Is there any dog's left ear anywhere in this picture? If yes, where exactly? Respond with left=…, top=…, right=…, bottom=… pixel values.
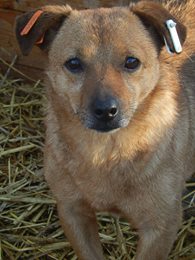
left=131, top=1, right=187, bottom=54
left=15, top=5, right=72, bottom=56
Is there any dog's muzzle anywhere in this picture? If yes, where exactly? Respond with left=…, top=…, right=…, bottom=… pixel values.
left=83, top=96, right=129, bottom=132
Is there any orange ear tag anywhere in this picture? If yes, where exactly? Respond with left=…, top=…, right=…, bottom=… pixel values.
left=20, top=10, right=44, bottom=44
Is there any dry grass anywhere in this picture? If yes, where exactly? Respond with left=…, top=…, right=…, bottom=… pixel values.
left=0, top=60, right=194, bottom=260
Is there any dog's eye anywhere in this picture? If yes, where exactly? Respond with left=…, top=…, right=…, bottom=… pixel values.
left=124, top=57, right=140, bottom=71
left=64, top=58, right=83, bottom=73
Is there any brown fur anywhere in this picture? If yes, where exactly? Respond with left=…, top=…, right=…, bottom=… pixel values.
left=15, top=1, right=195, bottom=259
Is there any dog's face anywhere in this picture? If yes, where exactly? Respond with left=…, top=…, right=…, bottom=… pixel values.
left=15, top=2, right=186, bottom=133
left=48, top=8, right=161, bottom=132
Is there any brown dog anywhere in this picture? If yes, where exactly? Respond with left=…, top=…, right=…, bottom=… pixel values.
left=15, top=1, right=195, bottom=259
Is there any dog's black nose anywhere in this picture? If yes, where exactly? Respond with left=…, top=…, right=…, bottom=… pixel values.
left=93, top=97, right=119, bottom=121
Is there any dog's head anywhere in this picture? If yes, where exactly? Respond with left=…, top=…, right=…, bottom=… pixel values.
left=15, top=1, right=186, bottom=133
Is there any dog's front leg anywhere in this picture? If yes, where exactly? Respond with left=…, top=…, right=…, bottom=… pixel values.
left=44, top=141, right=105, bottom=260
left=45, top=162, right=104, bottom=260
left=56, top=198, right=104, bottom=260
left=134, top=203, right=182, bottom=260
left=135, top=226, right=177, bottom=260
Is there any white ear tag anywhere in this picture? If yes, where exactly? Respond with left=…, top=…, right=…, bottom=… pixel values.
left=164, top=19, right=183, bottom=54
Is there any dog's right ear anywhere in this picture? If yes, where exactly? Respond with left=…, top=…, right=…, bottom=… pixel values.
left=15, top=5, right=72, bottom=56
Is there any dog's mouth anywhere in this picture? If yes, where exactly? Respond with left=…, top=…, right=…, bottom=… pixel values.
left=89, top=118, right=129, bottom=132
left=89, top=123, right=120, bottom=133
left=80, top=114, right=130, bottom=133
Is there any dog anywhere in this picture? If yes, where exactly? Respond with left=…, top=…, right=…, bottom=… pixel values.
left=15, top=1, right=195, bottom=259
